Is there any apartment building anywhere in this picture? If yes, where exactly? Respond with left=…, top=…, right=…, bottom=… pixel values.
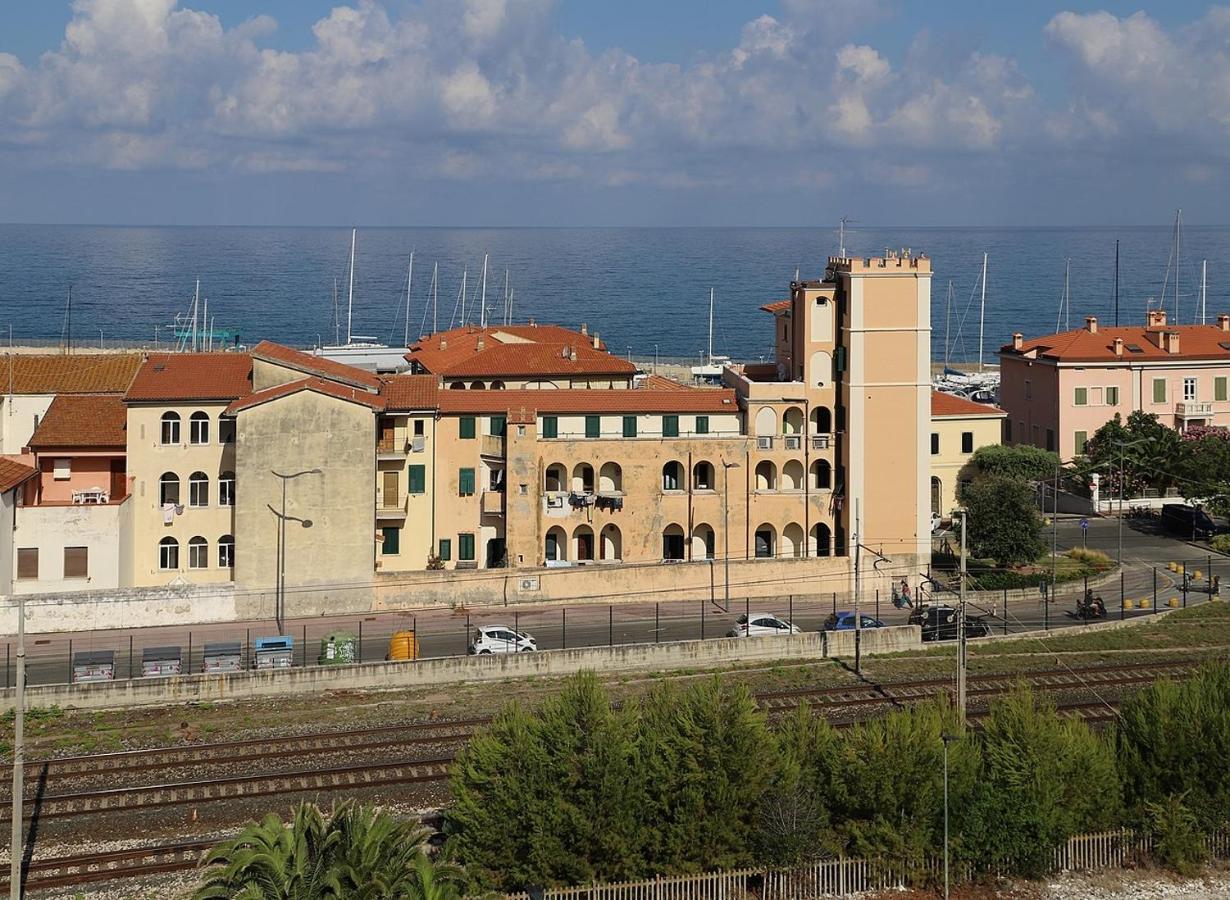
left=1001, top=311, right=1230, bottom=460
left=929, top=391, right=1006, bottom=518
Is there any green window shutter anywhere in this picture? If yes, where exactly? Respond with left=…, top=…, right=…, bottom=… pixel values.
left=490, top=415, right=506, bottom=437
left=408, top=465, right=426, bottom=494
left=459, top=416, right=476, bottom=439
left=930, top=433, right=939, bottom=455
left=542, top=416, right=558, bottom=438
left=438, top=539, right=451, bottom=561
left=1106, top=386, right=1119, bottom=406
left=1153, top=379, right=1166, bottom=404
left=382, top=526, right=400, bottom=555
left=833, top=346, right=847, bottom=372
left=585, top=415, right=601, bottom=438
left=663, top=415, right=679, bottom=437
left=695, top=415, right=709, bottom=435
left=1073, top=387, right=1087, bottom=406
left=1075, top=431, right=1088, bottom=454
left=459, top=468, right=475, bottom=496
left=459, top=533, right=475, bottom=561
left=622, top=415, right=637, bottom=437
left=1217, top=378, right=1227, bottom=402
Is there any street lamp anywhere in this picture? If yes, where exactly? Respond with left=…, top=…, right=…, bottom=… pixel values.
left=268, top=468, right=321, bottom=633
left=722, top=460, right=741, bottom=612
left=1114, top=438, right=1148, bottom=567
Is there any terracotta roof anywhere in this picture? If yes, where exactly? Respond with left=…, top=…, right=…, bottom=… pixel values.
left=252, top=341, right=382, bottom=390
left=379, top=374, right=440, bottom=411
left=29, top=394, right=127, bottom=448
left=438, top=386, right=738, bottom=415
left=760, top=299, right=791, bottom=314
left=125, top=353, right=253, bottom=403
left=225, top=377, right=385, bottom=415
left=1001, top=323, right=1230, bottom=363
left=0, top=457, right=38, bottom=493
left=406, top=324, right=634, bottom=379
left=931, top=390, right=1005, bottom=418
left=0, top=353, right=142, bottom=395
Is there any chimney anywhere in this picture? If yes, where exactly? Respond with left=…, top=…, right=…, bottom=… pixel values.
left=1085, top=316, right=1098, bottom=334
left=528, top=317, right=536, bottom=326
left=1113, top=337, right=1124, bottom=358
left=569, top=348, right=578, bottom=362
left=1219, top=314, right=1230, bottom=332
left=1146, top=308, right=1168, bottom=329
left=580, top=323, right=588, bottom=336
left=1012, top=332, right=1023, bottom=351
left=440, top=339, right=448, bottom=350
left=1166, top=331, right=1180, bottom=354
left=592, top=331, right=600, bottom=350
left=477, top=336, right=485, bottom=351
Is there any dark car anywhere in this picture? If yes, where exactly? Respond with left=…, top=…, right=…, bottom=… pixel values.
left=908, top=605, right=990, bottom=642
left=822, top=611, right=884, bottom=631
left=1160, top=503, right=1216, bottom=541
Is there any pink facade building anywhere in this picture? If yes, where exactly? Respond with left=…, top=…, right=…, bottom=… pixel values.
left=1000, top=310, right=1230, bottom=461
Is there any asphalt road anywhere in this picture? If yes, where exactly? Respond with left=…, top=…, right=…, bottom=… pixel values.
left=2, top=516, right=1217, bottom=688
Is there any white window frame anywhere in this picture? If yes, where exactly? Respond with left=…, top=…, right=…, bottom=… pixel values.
left=160, top=413, right=180, bottom=445
left=189, top=413, right=210, bottom=445
left=218, top=537, right=234, bottom=568
left=188, top=537, right=208, bottom=569
left=159, top=538, right=179, bottom=571
left=219, top=473, right=235, bottom=507
left=188, top=473, right=209, bottom=508
left=53, top=458, right=71, bottom=480
left=1183, top=377, right=1198, bottom=402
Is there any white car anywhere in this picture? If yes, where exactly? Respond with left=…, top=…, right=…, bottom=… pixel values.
left=468, top=625, right=537, bottom=654
left=726, top=614, right=801, bottom=638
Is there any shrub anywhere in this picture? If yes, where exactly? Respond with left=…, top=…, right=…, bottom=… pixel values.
left=970, top=444, right=1059, bottom=482
left=756, top=705, right=840, bottom=866
left=1210, top=534, right=1230, bottom=555
left=964, top=475, right=1047, bottom=568
left=1146, top=794, right=1207, bottom=876
left=1066, top=547, right=1112, bottom=567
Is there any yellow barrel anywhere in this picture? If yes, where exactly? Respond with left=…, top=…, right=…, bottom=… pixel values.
left=1123, top=598, right=1134, bottom=609
left=1168, top=562, right=1177, bottom=572
left=1168, top=597, right=1180, bottom=608
left=1139, top=598, right=1152, bottom=609
left=387, top=630, right=420, bottom=661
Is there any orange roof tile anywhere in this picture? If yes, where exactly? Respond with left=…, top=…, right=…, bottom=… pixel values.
left=125, top=353, right=253, bottom=403
left=252, top=341, right=382, bottom=390
left=0, top=353, right=142, bottom=394
left=225, top=377, right=385, bottom=415
left=438, top=386, right=738, bottom=415
left=29, top=394, right=127, bottom=449
left=0, top=457, right=38, bottom=493
left=760, top=299, right=791, bottom=314
left=931, top=390, right=1005, bottom=418
left=1002, top=323, right=1230, bottom=363
left=379, top=374, right=440, bottom=411
left=406, top=324, right=634, bottom=379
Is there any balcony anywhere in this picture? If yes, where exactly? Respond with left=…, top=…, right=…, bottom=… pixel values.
left=377, top=437, right=406, bottom=460
left=376, top=494, right=407, bottom=519
left=783, top=435, right=802, bottom=450
left=481, top=434, right=506, bottom=458
left=481, top=490, right=505, bottom=516
left=1176, top=401, right=1214, bottom=418
left=811, top=434, right=831, bottom=450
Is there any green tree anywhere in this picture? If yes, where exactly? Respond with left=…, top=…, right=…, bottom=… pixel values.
left=755, top=705, right=840, bottom=865
left=963, top=475, right=1046, bottom=567
left=969, top=444, right=1059, bottom=483
left=1083, top=411, right=1184, bottom=496
left=963, top=689, right=1121, bottom=877
left=445, top=673, right=644, bottom=891
left=195, top=802, right=457, bottom=900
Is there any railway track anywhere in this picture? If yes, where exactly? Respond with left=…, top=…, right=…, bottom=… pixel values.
left=0, top=839, right=213, bottom=893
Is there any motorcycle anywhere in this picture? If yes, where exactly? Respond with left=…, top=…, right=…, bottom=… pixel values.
left=1070, top=589, right=1107, bottom=621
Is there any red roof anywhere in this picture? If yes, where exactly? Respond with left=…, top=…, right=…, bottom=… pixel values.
left=0, top=457, right=38, bottom=493
left=931, top=390, right=1005, bottom=418
left=379, top=374, right=440, bottom=411
left=126, top=353, right=253, bottom=403
left=438, top=386, right=738, bottom=415
left=1002, top=323, right=1230, bottom=363
left=760, top=299, right=791, bottom=314
left=252, top=341, right=382, bottom=390
left=29, top=394, right=127, bottom=449
left=407, top=324, right=635, bottom=379
left=225, top=377, right=385, bottom=415
left=0, top=353, right=142, bottom=394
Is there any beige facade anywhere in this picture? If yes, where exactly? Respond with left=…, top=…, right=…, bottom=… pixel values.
left=929, top=394, right=1005, bottom=519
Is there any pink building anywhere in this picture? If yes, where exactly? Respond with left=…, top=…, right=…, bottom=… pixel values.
left=1000, top=310, right=1230, bottom=461
left=24, top=394, right=128, bottom=505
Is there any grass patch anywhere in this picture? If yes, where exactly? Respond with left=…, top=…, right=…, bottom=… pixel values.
left=964, top=549, right=1113, bottom=591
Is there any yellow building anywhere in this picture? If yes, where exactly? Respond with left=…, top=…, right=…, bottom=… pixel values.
left=929, top=391, right=1006, bottom=519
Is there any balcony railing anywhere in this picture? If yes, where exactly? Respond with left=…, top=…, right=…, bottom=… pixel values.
left=1176, top=401, right=1214, bottom=417
left=376, top=495, right=407, bottom=518
left=783, top=435, right=802, bottom=450
left=377, top=437, right=406, bottom=457
left=811, top=434, right=831, bottom=450
left=481, top=490, right=505, bottom=515
left=480, top=434, right=506, bottom=457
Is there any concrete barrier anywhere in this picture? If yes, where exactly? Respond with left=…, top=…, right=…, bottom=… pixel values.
left=0, top=624, right=921, bottom=713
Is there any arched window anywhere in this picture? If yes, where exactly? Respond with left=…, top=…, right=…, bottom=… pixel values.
left=188, top=536, right=208, bottom=569
left=693, top=461, right=714, bottom=490
left=571, top=463, right=595, bottom=494
left=600, top=524, right=622, bottom=561
left=754, top=407, right=777, bottom=437
left=545, top=463, right=567, bottom=493
left=662, top=461, right=684, bottom=491
left=159, top=472, right=180, bottom=506
left=490, top=381, right=506, bottom=390
left=159, top=536, right=179, bottom=570
left=219, top=417, right=236, bottom=444
left=811, top=407, right=832, bottom=434
left=754, top=524, right=776, bottom=558
left=545, top=526, right=567, bottom=562
left=470, top=381, right=485, bottom=390
left=691, top=523, right=715, bottom=560
left=219, top=471, right=235, bottom=506
left=782, top=460, right=804, bottom=491
left=188, top=471, right=209, bottom=508
left=160, top=412, right=180, bottom=445
left=662, top=524, right=685, bottom=560
left=599, top=462, right=622, bottom=493
left=573, top=525, right=595, bottom=561
left=754, top=461, right=776, bottom=491
left=218, top=534, right=234, bottom=568
left=782, top=523, right=805, bottom=558
left=189, top=411, right=210, bottom=445
left=782, top=407, right=804, bottom=435
left=811, top=523, right=832, bottom=557
left=811, top=460, right=832, bottom=490
left=449, top=382, right=466, bottom=390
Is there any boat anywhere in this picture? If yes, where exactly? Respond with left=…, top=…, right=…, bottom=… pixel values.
left=315, top=229, right=407, bottom=372
left=166, top=280, right=239, bottom=351
left=690, top=288, right=730, bottom=382
left=932, top=253, right=1000, bottom=402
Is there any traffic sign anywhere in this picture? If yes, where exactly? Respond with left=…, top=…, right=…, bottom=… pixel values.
left=1079, top=518, right=1089, bottom=531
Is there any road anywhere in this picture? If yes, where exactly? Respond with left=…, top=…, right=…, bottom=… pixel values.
left=0, top=517, right=1218, bottom=688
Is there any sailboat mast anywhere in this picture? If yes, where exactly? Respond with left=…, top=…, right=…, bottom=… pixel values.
left=1201, top=259, right=1208, bottom=325
left=503, top=270, right=509, bottom=326
left=1175, top=208, right=1182, bottom=323
left=192, top=279, right=200, bottom=352
left=1064, top=258, right=1071, bottom=331
left=944, top=281, right=952, bottom=371
left=404, top=251, right=415, bottom=347
left=432, top=262, right=438, bottom=334
left=978, top=252, right=987, bottom=372
left=1114, top=240, right=1120, bottom=327
left=460, top=268, right=467, bottom=324
left=346, top=228, right=356, bottom=345
left=333, top=278, right=340, bottom=345
left=707, top=288, right=715, bottom=364
left=480, top=253, right=488, bottom=328
left=202, top=297, right=208, bottom=352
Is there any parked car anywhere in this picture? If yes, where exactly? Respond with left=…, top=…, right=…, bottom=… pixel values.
left=468, top=625, right=537, bottom=654
left=726, top=614, right=801, bottom=638
left=822, top=612, right=884, bottom=631
left=1160, top=503, right=1216, bottom=541
left=908, top=605, right=990, bottom=642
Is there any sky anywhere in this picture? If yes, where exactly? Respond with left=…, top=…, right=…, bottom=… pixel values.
left=0, top=0, right=1227, bottom=226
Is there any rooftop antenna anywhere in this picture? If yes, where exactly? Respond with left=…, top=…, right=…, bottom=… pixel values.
left=404, top=251, right=415, bottom=347
left=839, top=215, right=856, bottom=258
left=346, top=228, right=356, bottom=344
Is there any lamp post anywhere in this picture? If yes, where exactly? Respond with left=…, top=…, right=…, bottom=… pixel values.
left=268, top=468, right=321, bottom=633
left=1114, top=438, right=1148, bottom=567
left=722, top=460, right=741, bottom=612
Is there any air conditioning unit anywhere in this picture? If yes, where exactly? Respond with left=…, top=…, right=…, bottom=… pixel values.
left=757, top=436, right=773, bottom=450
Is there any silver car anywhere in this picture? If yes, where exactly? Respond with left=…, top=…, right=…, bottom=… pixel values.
left=468, top=625, right=537, bottom=654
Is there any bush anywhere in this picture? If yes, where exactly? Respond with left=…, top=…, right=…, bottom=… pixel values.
left=970, top=444, right=1059, bottom=482
left=1066, top=547, right=1112, bottom=567
left=1210, top=534, right=1230, bottom=555
left=1146, top=794, right=1207, bottom=876
left=964, top=475, right=1046, bottom=568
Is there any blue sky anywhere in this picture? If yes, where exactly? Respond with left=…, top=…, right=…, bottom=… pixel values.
left=0, top=0, right=1227, bottom=226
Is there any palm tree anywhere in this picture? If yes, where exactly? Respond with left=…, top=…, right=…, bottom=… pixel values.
left=195, top=802, right=462, bottom=900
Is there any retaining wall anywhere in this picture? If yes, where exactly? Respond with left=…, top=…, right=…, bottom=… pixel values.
left=0, top=625, right=922, bottom=712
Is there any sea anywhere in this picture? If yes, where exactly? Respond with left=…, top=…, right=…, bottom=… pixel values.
left=1, top=224, right=1227, bottom=366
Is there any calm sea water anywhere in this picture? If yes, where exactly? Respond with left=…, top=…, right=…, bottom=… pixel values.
left=0, top=225, right=1227, bottom=364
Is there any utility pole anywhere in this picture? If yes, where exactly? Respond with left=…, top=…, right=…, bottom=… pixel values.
left=853, top=500, right=862, bottom=675
left=957, top=510, right=967, bottom=726
left=10, top=592, right=24, bottom=899
left=722, top=461, right=740, bottom=612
